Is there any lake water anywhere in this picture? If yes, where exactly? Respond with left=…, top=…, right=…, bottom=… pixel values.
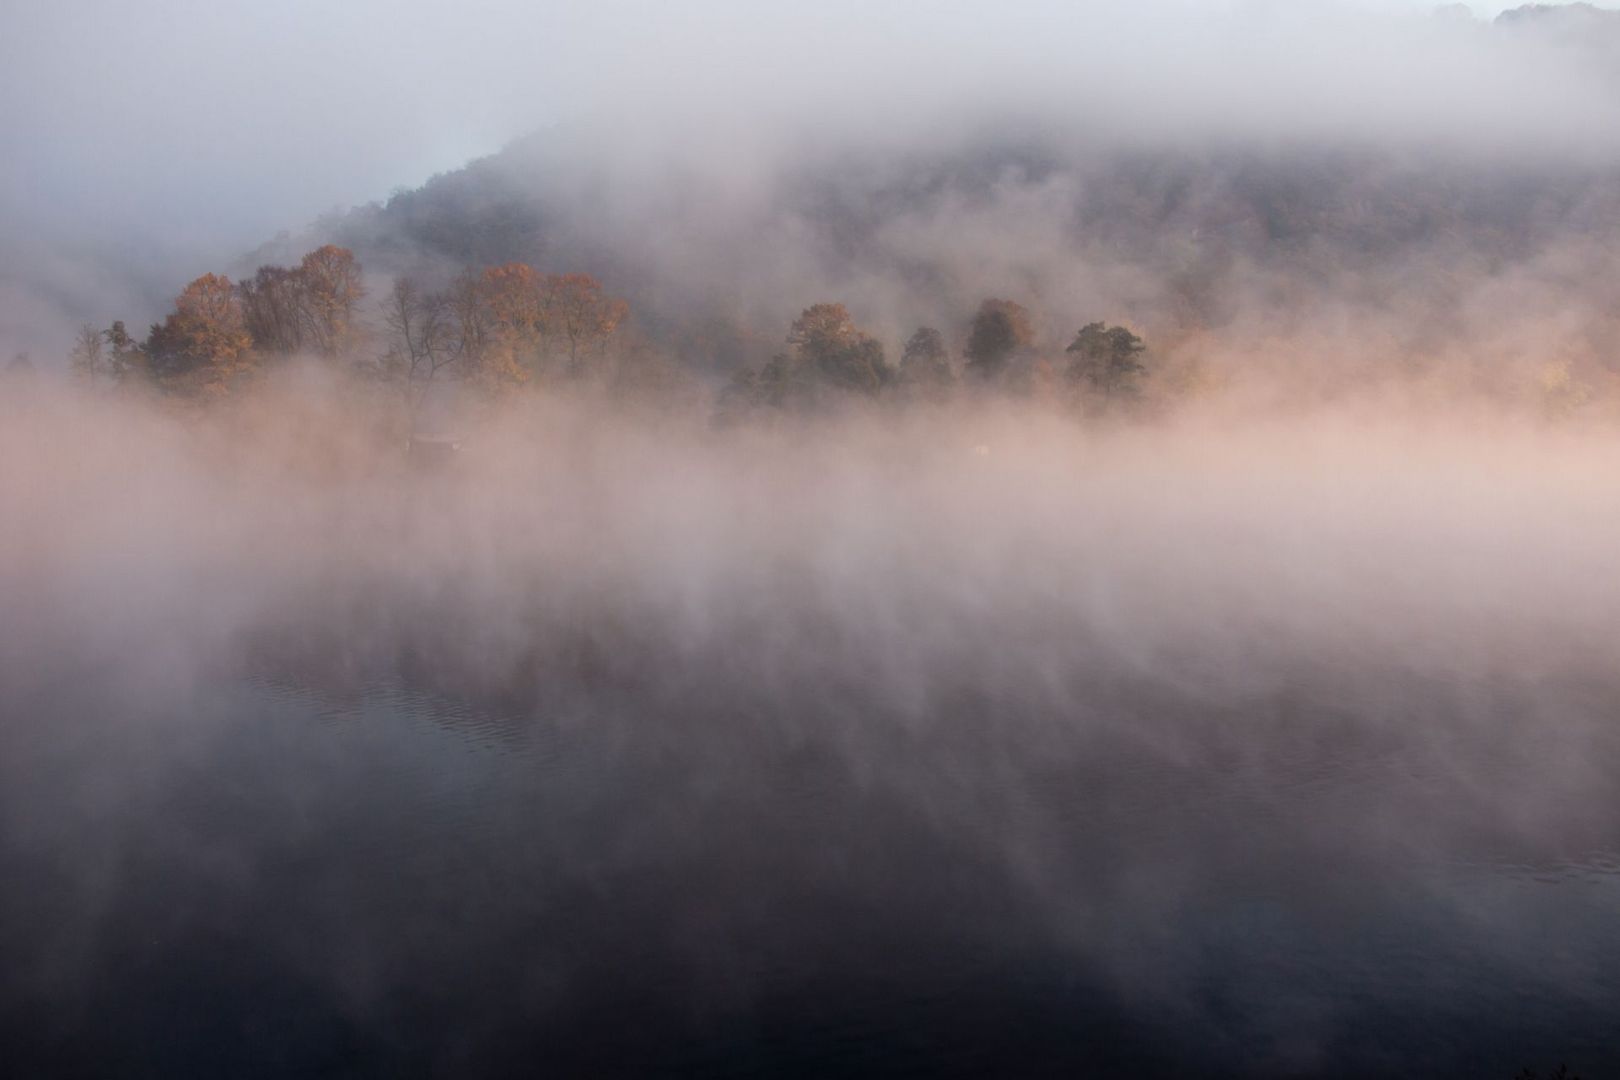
left=3, top=663, right=1617, bottom=1079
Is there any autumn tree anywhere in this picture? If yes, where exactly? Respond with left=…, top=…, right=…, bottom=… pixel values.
left=477, top=262, right=544, bottom=390
left=964, top=298, right=1036, bottom=382
left=144, top=273, right=254, bottom=396
left=540, top=272, right=628, bottom=376
left=785, top=303, right=889, bottom=394
left=296, top=245, right=365, bottom=357
left=1065, top=322, right=1147, bottom=402
left=469, top=263, right=628, bottom=391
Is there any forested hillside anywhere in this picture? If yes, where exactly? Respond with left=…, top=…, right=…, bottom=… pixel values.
left=51, top=3, right=1620, bottom=421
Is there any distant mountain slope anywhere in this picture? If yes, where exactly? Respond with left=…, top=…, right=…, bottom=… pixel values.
left=1498, top=1, right=1620, bottom=29
left=238, top=9, right=1620, bottom=380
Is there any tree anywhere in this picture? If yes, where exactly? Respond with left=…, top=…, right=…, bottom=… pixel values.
left=722, top=303, right=891, bottom=417
left=144, top=273, right=254, bottom=396
left=236, top=246, right=365, bottom=359
left=964, top=299, right=1035, bottom=382
left=897, top=326, right=955, bottom=395
left=467, top=263, right=629, bottom=390
left=296, top=245, right=365, bottom=357
left=103, top=321, right=147, bottom=384
left=539, top=272, right=628, bottom=376
left=477, top=262, right=544, bottom=390
left=382, top=277, right=458, bottom=413
left=239, top=265, right=307, bottom=354
left=1065, top=322, right=1147, bottom=401
left=69, top=324, right=107, bottom=385
left=785, top=303, right=889, bottom=394
left=445, top=269, right=496, bottom=388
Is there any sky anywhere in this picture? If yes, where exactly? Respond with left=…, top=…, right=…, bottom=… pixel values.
left=0, top=0, right=1614, bottom=357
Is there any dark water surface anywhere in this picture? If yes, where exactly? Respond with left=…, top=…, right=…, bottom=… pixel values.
left=3, top=669, right=1618, bottom=1078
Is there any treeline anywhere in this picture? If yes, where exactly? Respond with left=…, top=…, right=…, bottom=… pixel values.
left=720, top=301, right=1147, bottom=417
left=65, top=244, right=1151, bottom=424
left=69, top=245, right=368, bottom=399
left=66, top=246, right=630, bottom=405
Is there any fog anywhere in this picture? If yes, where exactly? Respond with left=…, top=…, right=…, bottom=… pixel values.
left=4, top=376, right=1620, bottom=1072
left=7, top=382, right=1620, bottom=706
left=5, top=1, right=1620, bottom=1075
left=7, top=377, right=1620, bottom=775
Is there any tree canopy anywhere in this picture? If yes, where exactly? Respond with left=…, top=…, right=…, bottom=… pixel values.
left=964, top=299, right=1035, bottom=382
left=145, top=273, right=254, bottom=396
left=67, top=240, right=1170, bottom=430
left=786, top=303, right=890, bottom=394
left=1065, top=322, right=1148, bottom=402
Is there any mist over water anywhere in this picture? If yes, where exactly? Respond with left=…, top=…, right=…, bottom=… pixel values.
left=3, top=381, right=1619, bottom=1076
left=7, top=1, right=1620, bottom=1076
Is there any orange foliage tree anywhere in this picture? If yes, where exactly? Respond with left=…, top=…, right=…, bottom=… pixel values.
left=297, top=245, right=365, bottom=357
left=145, top=273, right=254, bottom=396
left=473, top=264, right=627, bottom=390
left=541, top=272, right=629, bottom=375
left=477, top=263, right=545, bottom=391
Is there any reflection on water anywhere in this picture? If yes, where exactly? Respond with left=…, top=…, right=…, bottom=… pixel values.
left=2, top=668, right=1618, bottom=1078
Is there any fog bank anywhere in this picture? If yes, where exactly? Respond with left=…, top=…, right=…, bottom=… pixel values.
left=5, top=382, right=1617, bottom=740
left=5, top=379, right=1620, bottom=1074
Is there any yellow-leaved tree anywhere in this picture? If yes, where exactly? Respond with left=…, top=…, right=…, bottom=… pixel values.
left=145, top=273, right=254, bottom=398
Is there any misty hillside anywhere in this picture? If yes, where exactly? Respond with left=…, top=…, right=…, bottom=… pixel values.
left=222, top=3, right=1620, bottom=388
left=1496, top=0, right=1620, bottom=31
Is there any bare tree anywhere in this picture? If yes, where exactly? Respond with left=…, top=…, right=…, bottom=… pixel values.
left=239, top=265, right=307, bottom=354
left=447, top=269, right=498, bottom=390
left=69, top=324, right=107, bottom=385
left=383, top=277, right=458, bottom=416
